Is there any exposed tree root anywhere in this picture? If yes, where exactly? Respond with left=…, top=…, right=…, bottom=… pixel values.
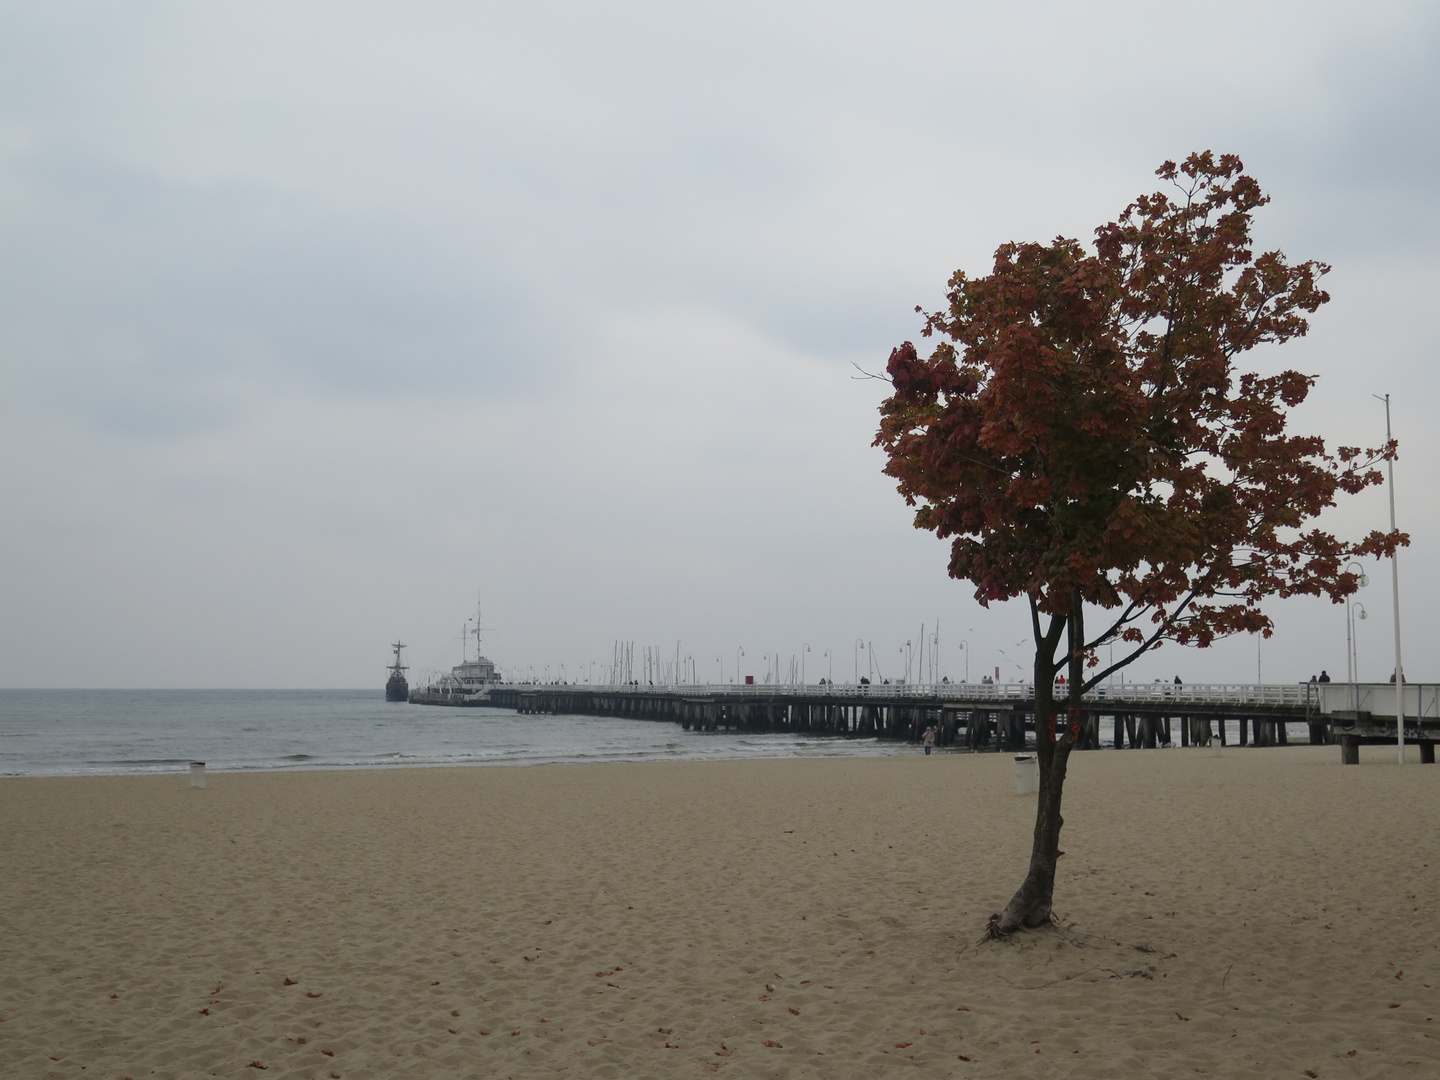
left=979, top=908, right=1059, bottom=944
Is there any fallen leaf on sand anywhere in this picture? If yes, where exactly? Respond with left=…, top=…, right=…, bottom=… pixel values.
left=762, top=1040, right=783, bottom=1048
left=321, top=1049, right=334, bottom=1057
left=307, top=991, right=323, bottom=998
left=1176, top=1012, right=1190, bottom=1021
left=1304, top=1070, right=1318, bottom=1078
left=958, top=1053, right=972, bottom=1061
left=788, top=1008, right=800, bottom=1015
left=284, top=978, right=298, bottom=986
left=246, top=1062, right=268, bottom=1070
left=296, top=1038, right=306, bottom=1045
left=198, top=1009, right=210, bottom=1016
left=896, top=1042, right=913, bottom=1048
left=451, top=1010, right=460, bottom=1017
left=480, top=1031, right=490, bottom=1037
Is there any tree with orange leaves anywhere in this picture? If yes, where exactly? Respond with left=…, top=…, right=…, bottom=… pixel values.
left=874, top=152, right=1403, bottom=935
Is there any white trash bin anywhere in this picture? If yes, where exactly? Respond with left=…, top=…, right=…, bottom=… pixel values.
left=1209, top=739, right=1222, bottom=758
left=189, top=761, right=206, bottom=788
left=1014, top=754, right=1038, bottom=794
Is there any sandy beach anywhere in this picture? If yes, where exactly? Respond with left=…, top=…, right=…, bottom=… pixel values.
left=2, top=745, right=1438, bottom=1078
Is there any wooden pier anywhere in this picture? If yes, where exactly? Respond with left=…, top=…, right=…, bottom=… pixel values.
left=479, top=682, right=1440, bottom=757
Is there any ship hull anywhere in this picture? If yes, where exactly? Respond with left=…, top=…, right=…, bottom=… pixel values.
left=385, top=675, right=409, bottom=702
left=408, top=685, right=493, bottom=706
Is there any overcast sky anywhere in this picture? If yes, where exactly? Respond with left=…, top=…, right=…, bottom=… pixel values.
left=2, top=1, right=1436, bottom=689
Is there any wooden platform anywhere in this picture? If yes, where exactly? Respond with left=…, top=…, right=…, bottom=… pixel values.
left=485, top=684, right=1332, bottom=752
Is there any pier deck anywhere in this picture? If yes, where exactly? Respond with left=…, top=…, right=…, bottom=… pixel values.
left=481, top=682, right=1440, bottom=759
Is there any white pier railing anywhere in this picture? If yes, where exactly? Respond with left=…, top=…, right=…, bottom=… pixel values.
left=1317, top=682, right=1438, bottom=720
left=503, top=681, right=1326, bottom=709
left=506, top=681, right=1439, bottom=717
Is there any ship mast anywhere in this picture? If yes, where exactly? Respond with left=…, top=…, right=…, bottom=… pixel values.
left=389, top=640, right=408, bottom=677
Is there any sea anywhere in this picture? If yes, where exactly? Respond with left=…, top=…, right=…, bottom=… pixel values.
left=0, top=689, right=918, bottom=778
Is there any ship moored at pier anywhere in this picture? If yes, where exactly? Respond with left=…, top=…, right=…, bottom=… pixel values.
left=408, top=603, right=504, bottom=706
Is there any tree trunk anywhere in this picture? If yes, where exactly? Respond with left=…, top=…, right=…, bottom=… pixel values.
left=990, top=594, right=1077, bottom=936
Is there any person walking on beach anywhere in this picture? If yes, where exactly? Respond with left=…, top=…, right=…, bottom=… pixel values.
left=922, top=725, right=936, bottom=755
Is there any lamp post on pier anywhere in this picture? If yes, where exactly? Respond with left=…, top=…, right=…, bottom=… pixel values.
left=1343, top=560, right=1369, bottom=713
left=854, top=639, right=865, bottom=684
left=736, top=646, right=743, bottom=685
left=802, top=643, right=810, bottom=685
left=1374, top=392, right=1405, bottom=763
left=1348, top=602, right=1368, bottom=709
left=823, top=648, right=832, bottom=683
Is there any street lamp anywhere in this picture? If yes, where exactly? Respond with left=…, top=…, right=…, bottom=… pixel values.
left=958, top=640, right=969, bottom=682
left=1343, top=559, right=1369, bottom=704
left=854, top=639, right=865, bottom=683
left=823, top=648, right=832, bottom=683
left=736, top=646, right=744, bottom=685
left=1348, top=601, right=1368, bottom=709
left=1374, top=392, right=1405, bottom=763
left=802, top=643, right=810, bottom=685
left=716, top=656, right=723, bottom=684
